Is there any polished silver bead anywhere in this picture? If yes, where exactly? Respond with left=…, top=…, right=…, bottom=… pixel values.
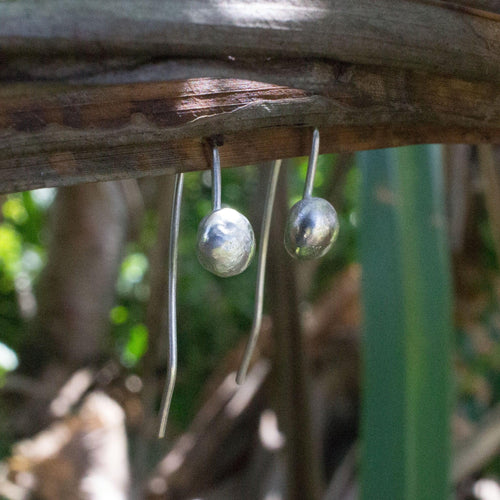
left=197, top=207, right=255, bottom=277
left=284, top=197, right=339, bottom=260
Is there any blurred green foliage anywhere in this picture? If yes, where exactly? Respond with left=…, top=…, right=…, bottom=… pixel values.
left=0, top=149, right=498, bottom=456
left=0, top=191, right=50, bottom=366
left=0, top=190, right=53, bottom=457
left=358, top=146, right=452, bottom=499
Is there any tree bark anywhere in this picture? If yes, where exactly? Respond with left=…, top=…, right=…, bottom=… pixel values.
left=11, top=181, right=132, bottom=436
left=267, top=166, right=323, bottom=500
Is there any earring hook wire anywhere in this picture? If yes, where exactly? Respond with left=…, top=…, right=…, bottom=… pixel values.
left=158, top=172, right=184, bottom=438
left=212, top=144, right=222, bottom=211
left=236, top=159, right=282, bottom=385
left=303, top=128, right=320, bottom=199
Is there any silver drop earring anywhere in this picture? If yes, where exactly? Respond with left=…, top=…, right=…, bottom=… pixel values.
left=236, top=159, right=282, bottom=384
left=197, top=142, right=256, bottom=277
left=284, top=128, right=339, bottom=260
left=158, top=173, right=184, bottom=438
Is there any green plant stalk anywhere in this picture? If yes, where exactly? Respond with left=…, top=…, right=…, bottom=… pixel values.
left=358, top=145, right=453, bottom=500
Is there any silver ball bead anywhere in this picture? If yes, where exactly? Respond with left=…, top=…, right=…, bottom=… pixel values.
left=197, top=207, right=255, bottom=277
left=284, top=197, right=339, bottom=260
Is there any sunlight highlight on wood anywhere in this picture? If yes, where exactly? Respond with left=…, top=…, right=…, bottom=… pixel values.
left=0, top=73, right=498, bottom=194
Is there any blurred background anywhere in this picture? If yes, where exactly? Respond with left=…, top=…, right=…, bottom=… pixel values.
left=0, top=145, right=498, bottom=499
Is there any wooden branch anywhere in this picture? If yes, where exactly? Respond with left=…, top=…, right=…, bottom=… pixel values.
left=1, top=0, right=499, bottom=84
left=147, top=362, right=270, bottom=499
left=0, top=1, right=499, bottom=193
left=268, top=170, right=322, bottom=500
left=0, top=64, right=499, bottom=194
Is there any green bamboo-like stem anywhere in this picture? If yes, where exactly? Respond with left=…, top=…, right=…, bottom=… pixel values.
left=358, top=145, right=453, bottom=499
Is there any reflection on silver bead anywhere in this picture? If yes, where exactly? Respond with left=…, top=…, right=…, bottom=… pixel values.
left=284, top=197, right=339, bottom=260
left=285, top=128, right=340, bottom=260
left=197, top=207, right=255, bottom=277
left=197, top=142, right=256, bottom=277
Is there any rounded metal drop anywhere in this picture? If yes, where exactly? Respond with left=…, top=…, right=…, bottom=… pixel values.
left=284, top=197, right=339, bottom=260
left=197, top=207, right=255, bottom=277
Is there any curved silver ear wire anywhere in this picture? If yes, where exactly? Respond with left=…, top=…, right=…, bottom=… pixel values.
left=304, top=127, right=320, bottom=199
left=158, top=173, right=184, bottom=439
left=236, top=159, right=282, bottom=385
left=284, top=128, right=340, bottom=260
left=212, top=143, right=222, bottom=211
left=197, top=142, right=256, bottom=278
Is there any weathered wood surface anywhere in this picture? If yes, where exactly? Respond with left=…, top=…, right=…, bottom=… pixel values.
left=0, top=1, right=500, bottom=193
left=442, top=0, right=500, bottom=15
left=0, top=72, right=499, bottom=193
left=0, top=64, right=499, bottom=194
left=1, top=0, right=500, bottom=83
left=446, top=0, right=500, bottom=15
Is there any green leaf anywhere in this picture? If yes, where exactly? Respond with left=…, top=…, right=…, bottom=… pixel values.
left=358, top=145, right=453, bottom=500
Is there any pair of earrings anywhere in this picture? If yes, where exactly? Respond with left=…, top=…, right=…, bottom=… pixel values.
left=159, top=128, right=339, bottom=437
left=197, top=129, right=339, bottom=274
